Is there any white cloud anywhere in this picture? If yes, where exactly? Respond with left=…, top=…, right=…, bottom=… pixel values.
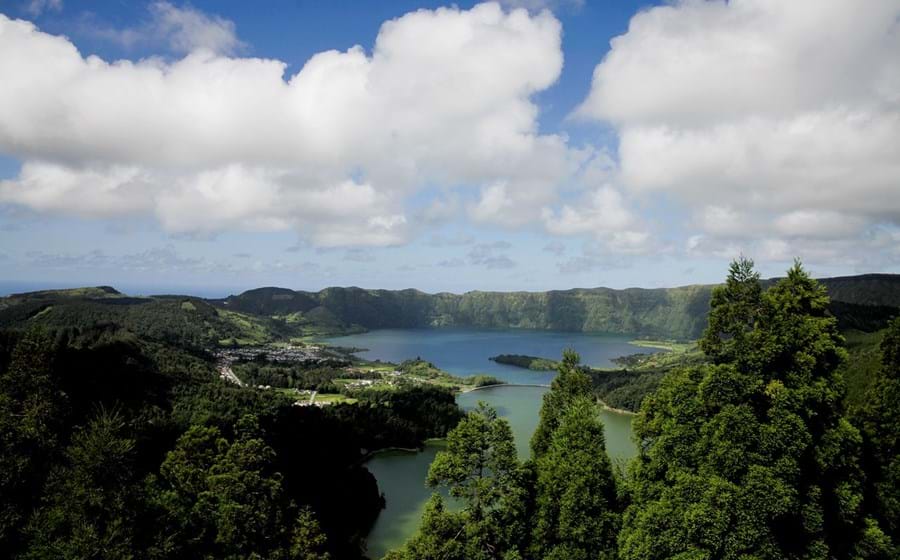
left=578, top=0, right=900, bottom=265
left=24, top=0, right=62, bottom=17
left=21, top=245, right=321, bottom=276
left=541, top=186, right=635, bottom=235
left=80, top=2, right=244, bottom=55
left=773, top=210, right=867, bottom=240
left=686, top=225, right=900, bottom=269
left=0, top=3, right=572, bottom=246
left=149, top=2, right=244, bottom=54
left=556, top=240, right=630, bottom=274
left=697, top=206, right=751, bottom=238
left=498, top=0, right=584, bottom=13
left=539, top=185, right=656, bottom=255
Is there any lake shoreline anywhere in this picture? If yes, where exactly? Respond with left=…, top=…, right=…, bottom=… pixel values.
left=597, top=397, right=637, bottom=416
left=462, top=382, right=637, bottom=416
left=460, top=382, right=549, bottom=393
left=361, top=438, right=447, bottom=463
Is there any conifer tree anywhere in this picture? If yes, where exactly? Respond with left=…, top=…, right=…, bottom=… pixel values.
left=620, top=260, right=872, bottom=559
left=24, top=408, right=138, bottom=560
left=531, top=397, right=619, bottom=560
left=530, top=349, right=593, bottom=458
left=390, top=403, right=524, bottom=559
left=0, top=329, right=66, bottom=553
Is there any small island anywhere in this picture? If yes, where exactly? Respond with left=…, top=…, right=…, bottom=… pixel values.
left=489, top=354, right=560, bottom=371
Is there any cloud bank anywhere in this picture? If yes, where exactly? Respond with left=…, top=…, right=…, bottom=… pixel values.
left=577, top=0, right=900, bottom=265
left=0, top=3, right=586, bottom=247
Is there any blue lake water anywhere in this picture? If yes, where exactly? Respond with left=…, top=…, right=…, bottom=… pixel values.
left=324, top=328, right=655, bottom=559
left=325, top=328, right=659, bottom=385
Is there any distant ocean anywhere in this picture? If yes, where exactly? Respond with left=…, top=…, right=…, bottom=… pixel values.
left=0, top=281, right=244, bottom=299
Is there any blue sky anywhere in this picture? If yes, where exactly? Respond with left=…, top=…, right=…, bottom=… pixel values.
left=1, top=0, right=898, bottom=296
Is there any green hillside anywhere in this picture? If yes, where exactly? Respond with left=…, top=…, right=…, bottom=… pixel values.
left=0, top=291, right=299, bottom=349
left=214, top=274, right=900, bottom=340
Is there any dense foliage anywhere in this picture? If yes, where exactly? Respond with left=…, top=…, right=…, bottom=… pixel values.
left=2, top=268, right=899, bottom=559
left=531, top=396, right=620, bottom=560
left=0, top=319, right=462, bottom=559
left=390, top=352, right=621, bottom=559
left=588, top=346, right=708, bottom=412
left=530, top=350, right=594, bottom=457
left=856, top=317, right=900, bottom=555
left=218, top=275, right=900, bottom=339
left=620, top=260, right=890, bottom=559
left=0, top=292, right=296, bottom=349
left=389, top=261, right=899, bottom=560
left=386, top=403, right=530, bottom=560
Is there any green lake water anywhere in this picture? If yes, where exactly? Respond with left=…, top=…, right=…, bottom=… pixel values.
left=364, top=387, right=638, bottom=559
left=335, top=329, right=651, bottom=559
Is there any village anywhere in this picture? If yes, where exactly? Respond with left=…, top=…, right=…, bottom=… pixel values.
left=212, top=344, right=351, bottom=368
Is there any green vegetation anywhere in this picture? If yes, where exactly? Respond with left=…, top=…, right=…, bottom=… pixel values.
left=217, top=274, right=900, bottom=339
left=855, top=318, right=900, bottom=554
left=389, top=351, right=621, bottom=559
left=388, top=260, right=900, bottom=559
left=489, top=354, right=559, bottom=371
left=0, top=290, right=301, bottom=350
left=0, top=319, right=465, bottom=558
left=530, top=354, right=620, bottom=560
left=395, top=359, right=506, bottom=391
left=531, top=350, right=594, bottom=457
left=1, top=268, right=898, bottom=559
left=620, top=259, right=888, bottom=559
left=531, top=397, right=620, bottom=559
left=591, top=328, right=893, bottom=416
left=386, top=403, right=527, bottom=559
left=840, top=329, right=888, bottom=411
left=588, top=344, right=706, bottom=412
left=628, top=339, right=693, bottom=352
left=466, top=375, right=506, bottom=388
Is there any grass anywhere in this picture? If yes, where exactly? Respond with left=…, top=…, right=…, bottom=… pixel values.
left=629, top=339, right=695, bottom=353
left=217, top=309, right=272, bottom=345
left=313, top=393, right=358, bottom=404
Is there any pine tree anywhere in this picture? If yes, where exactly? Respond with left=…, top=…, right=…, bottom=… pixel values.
left=0, top=329, right=66, bottom=553
left=391, top=403, right=524, bottom=559
left=620, top=260, right=871, bottom=559
left=699, top=256, right=763, bottom=363
left=148, top=414, right=327, bottom=559
left=530, top=349, right=593, bottom=458
left=23, top=408, right=138, bottom=560
left=531, top=397, right=619, bottom=560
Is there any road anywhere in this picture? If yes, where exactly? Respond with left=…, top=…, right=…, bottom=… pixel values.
left=218, top=364, right=245, bottom=387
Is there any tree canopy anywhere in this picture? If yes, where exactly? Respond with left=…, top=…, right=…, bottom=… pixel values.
left=620, top=260, right=887, bottom=559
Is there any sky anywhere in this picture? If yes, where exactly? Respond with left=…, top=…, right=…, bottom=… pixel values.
left=0, top=0, right=898, bottom=297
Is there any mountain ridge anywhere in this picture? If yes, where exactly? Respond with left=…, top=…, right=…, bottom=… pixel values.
left=211, top=274, right=900, bottom=339
left=4, top=273, right=897, bottom=341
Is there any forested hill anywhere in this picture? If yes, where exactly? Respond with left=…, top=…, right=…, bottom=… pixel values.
left=213, top=274, right=900, bottom=340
